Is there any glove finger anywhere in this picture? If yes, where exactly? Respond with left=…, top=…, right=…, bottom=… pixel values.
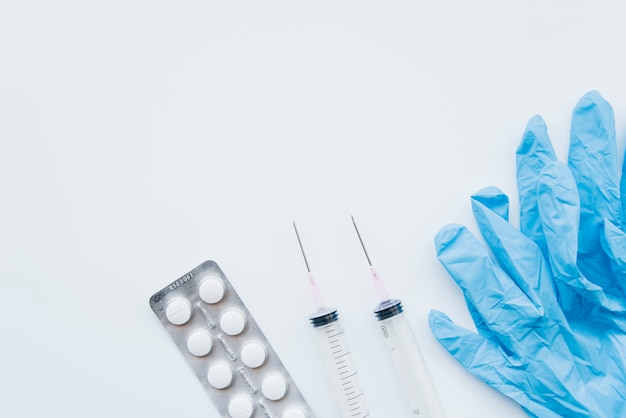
left=428, top=310, right=563, bottom=418
left=470, top=189, right=598, bottom=354
left=537, top=161, right=617, bottom=309
left=428, top=310, right=517, bottom=388
left=569, top=91, right=622, bottom=268
left=435, top=224, right=541, bottom=352
left=536, top=161, right=580, bottom=274
left=601, top=220, right=626, bottom=296
left=465, top=296, right=495, bottom=341
left=471, top=186, right=509, bottom=220
left=516, top=115, right=558, bottom=255
left=470, top=188, right=565, bottom=322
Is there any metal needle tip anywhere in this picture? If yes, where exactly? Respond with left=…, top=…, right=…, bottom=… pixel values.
left=293, top=221, right=311, bottom=273
left=351, top=216, right=373, bottom=267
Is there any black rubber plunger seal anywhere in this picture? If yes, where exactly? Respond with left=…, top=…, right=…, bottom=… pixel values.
left=373, top=299, right=403, bottom=321
left=308, top=306, right=339, bottom=327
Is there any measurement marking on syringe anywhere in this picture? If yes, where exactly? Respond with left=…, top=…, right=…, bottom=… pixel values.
left=332, top=351, right=351, bottom=359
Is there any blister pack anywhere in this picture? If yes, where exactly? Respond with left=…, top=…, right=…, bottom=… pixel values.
left=150, top=260, right=316, bottom=418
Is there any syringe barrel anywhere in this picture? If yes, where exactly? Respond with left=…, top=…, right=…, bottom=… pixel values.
left=310, top=308, right=369, bottom=418
left=374, top=300, right=445, bottom=418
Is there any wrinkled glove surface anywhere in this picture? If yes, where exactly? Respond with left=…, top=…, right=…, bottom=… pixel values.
left=429, top=91, right=626, bottom=418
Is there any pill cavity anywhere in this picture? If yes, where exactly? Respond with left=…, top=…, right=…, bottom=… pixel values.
left=207, top=362, right=233, bottom=389
left=282, top=409, right=306, bottom=418
left=165, top=298, right=192, bottom=325
left=199, top=276, right=225, bottom=304
left=186, top=330, right=212, bottom=357
left=228, top=394, right=254, bottom=418
left=262, top=373, right=287, bottom=400
left=241, top=341, right=267, bottom=368
left=220, top=309, right=246, bottom=336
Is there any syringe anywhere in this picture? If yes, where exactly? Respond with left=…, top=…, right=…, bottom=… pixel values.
left=351, top=216, right=446, bottom=418
left=293, top=222, right=370, bottom=418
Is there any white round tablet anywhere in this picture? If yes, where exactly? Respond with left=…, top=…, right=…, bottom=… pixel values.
left=228, top=394, right=254, bottom=418
left=165, top=298, right=192, bottom=325
left=261, top=373, right=287, bottom=401
left=240, top=341, right=266, bottom=368
left=220, top=309, right=246, bottom=336
left=186, top=330, right=212, bottom=357
left=199, top=276, right=225, bottom=304
left=207, top=362, right=233, bottom=389
left=282, top=409, right=306, bottom=418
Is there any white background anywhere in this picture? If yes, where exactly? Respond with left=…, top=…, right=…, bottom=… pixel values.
left=2, top=1, right=626, bottom=417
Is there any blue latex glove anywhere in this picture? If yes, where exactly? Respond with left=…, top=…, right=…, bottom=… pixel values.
left=429, top=91, right=626, bottom=418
